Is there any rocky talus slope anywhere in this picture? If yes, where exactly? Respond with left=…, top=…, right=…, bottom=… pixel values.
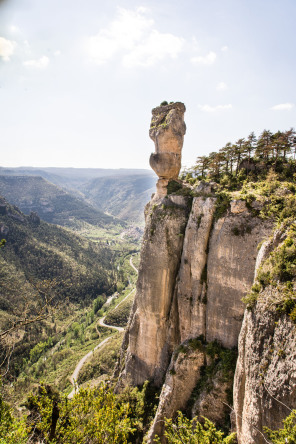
left=117, top=184, right=272, bottom=442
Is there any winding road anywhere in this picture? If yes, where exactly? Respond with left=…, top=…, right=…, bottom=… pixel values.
left=129, top=255, right=138, bottom=274
left=68, top=255, right=138, bottom=398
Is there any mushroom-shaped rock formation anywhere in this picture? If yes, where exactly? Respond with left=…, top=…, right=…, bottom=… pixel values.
left=149, top=102, right=186, bottom=197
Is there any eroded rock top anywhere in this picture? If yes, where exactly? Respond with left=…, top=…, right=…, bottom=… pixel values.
left=149, top=102, right=186, bottom=152
left=149, top=102, right=186, bottom=196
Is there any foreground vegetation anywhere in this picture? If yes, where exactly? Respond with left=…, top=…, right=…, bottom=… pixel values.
left=1, top=380, right=295, bottom=443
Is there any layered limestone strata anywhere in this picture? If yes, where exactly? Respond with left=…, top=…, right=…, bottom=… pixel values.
left=149, top=102, right=186, bottom=197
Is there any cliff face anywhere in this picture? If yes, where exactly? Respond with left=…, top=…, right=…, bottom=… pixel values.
left=175, top=195, right=271, bottom=349
left=117, top=185, right=272, bottom=441
left=117, top=102, right=295, bottom=443
left=119, top=195, right=190, bottom=387
left=234, top=292, right=296, bottom=444
left=234, top=232, right=296, bottom=443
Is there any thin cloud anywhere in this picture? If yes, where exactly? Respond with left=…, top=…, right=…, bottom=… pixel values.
left=271, top=103, right=294, bottom=111
left=216, top=82, right=228, bottom=91
left=23, top=55, right=49, bottom=69
left=199, top=104, right=232, bottom=112
left=87, top=6, right=184, bottom=67
left=123, top=30, right=183, bottom=68
left=221, top=45, right=228, bottom=51
left=191, top=51, right=216, bottom=65
left=0, top=36, right=16, bottom=61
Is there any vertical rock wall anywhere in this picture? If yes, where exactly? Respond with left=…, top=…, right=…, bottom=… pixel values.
left=117, top=102, right=279, bottom=442
left=147, top=342, right=205, bottom=443
left=234, top=290, right=296, bottom=444
left=206, top=211, right=272, bottom=348
left=117, top=190, right=273, bottom=443
left=174, top=196, right=216, bottom=343
left=233, top=234, right=296, bottom=443
left=118, top=196, right=189, bottom=387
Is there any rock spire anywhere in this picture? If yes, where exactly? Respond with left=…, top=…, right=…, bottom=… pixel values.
left=149, top=102, right=186, bottom=197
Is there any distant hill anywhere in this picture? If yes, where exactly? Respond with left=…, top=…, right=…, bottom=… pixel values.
left=81, top=175, right=156, bottom=223
left=0, top=175, right=121, bottom=228
left=0, top=167, right=157, bottom=224
left=0, top=166, right=154, bottom=191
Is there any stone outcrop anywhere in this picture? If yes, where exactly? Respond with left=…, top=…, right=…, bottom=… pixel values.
left=230, top=199, right=247, bottom=214
left=118, top=195, right=190, bottom=387
left=147, top=341, right=205, bottom=443
left=117, top=191, right=272, bottom=440
left=149, top=102, right=186, bottom=197
left=117, top=103, right=281, bottom=442
left=233, top=288, right=296, bottom=443
left=233, top=233, right=296, bottom=443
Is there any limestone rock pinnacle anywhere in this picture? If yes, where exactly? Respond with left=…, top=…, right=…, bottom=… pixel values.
left=149, top=102, right=186, bottom=197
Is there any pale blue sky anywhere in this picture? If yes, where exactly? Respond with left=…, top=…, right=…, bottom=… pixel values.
left=0, top=0, right=295, bottom=169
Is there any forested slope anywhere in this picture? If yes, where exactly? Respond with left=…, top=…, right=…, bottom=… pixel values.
left=0, top=195, right=116, bottom=377
left=81, top=174, right=156, bottom=223
left=0, top=175, right=120, bottom=228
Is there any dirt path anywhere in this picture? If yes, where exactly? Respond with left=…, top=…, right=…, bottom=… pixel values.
left=130, top=255, right=138, bottom=274
left=98, top=287, right=136, bottom=331
left=98, top=317, right=125, bottom=332
left=68, top=336, right=112, bottom=399
left=68, top=256, right=138, bottom=398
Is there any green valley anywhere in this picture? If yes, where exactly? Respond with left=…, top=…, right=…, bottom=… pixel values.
left=0, top=167, right=156, bottom=225
left=0, top=193, right=140, bottom=410
left=0, top=175, right=120, bottom=229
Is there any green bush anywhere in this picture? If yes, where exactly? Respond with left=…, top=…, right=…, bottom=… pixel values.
left=93, top=295, right=105, bottom=314
left=0, top=385, right=28, bottom=443
left=167, top=180, right=184, bottom=195
left=214, top=192, right=231, bottom=220
left=154, top=411, right=236, bottom=443
left=264, top=409, right=296, bottom=443
left=29, top=337, right=54, bottom=364
left=23, top=383, right=135, bottom=443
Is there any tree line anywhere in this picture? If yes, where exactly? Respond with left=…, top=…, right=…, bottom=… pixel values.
left=191, top=128, right=296, bottom=180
